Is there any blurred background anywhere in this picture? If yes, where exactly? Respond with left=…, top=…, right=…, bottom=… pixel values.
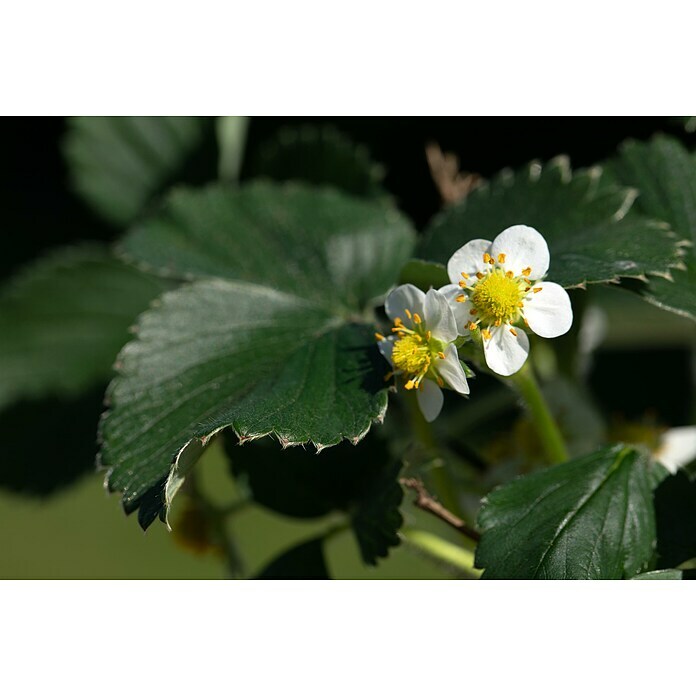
left=1, top=117, right=693, bottom=578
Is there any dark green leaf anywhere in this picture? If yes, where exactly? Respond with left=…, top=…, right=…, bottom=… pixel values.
left=420, top=156, right=684, bottom=289
left=631, top=569, right=690, bottom=580
left=0, top=245, right=169, bottom=410
left=352, top=460, right=403, bottom=565
left=247, top=124, right=385, bottom=198
left=255, top=537, right=330, bottom=579
left=605, top=136, right=696, bottom=321
left=398, top=259, right=449, bottom=291
left=0, top=389, right=104, bottom=496
left=654, top=470, right=696, bottom=569
left=63, top=116, right=215, bottom=226
left=228, top=432, right=403, bottom=565
left=476, top=445, right=657, bottom=579
left=102, top=183, right=416, bottom=527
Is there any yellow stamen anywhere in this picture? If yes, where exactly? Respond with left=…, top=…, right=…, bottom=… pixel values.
left=509, top=328, right=517, bottom=336
left=375, top=332, right=385, bottom=341
left=483, top=252, right=491, bottom=264
left=470, top=309, right=478, bottom=315
left=404, top=380, right=416, bottom=390
left=426, top=331, right=431, bottom=340
left=413, top=313, right=422, bottom=324
left=458, top=280, right=467, bottom=288
left=437, top=351, right=446, bottom=359
left=404, top=309, right=412, bottom=319
left=481, top=329, right=492, bottom=340
left=498, top=253, right=506, bottom=264
left=436, top=376, right=444, bottom=387
left=455, top=294, right=467, bottom=303
left=522, top=267, right=532, bottom=277
left=494, top=319, right=502, bottom=326
left=468, top=322, right=478, bottom=331
left=394, top=317, right=403, bottom=326
left=461, top=272, right=469, bottom=279
left=506, top=270, right=514, bottom=279
left=476, top=272, right=485, bottom=280
left=533, top=287, right=542, bottom=293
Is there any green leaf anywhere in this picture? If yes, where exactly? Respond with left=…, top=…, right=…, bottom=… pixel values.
left=0, top=245, right=169, bottom=410
left=631, top=568, right=694, bottom=580
left=419, top=156, right=684, bottom=289
left=228, top=433, right=403, bottom=565
left=63, top=116, right=214, bottom=226
left=476, top=445, right=657, bottom=579
left=351, top=460, right=403, bottom=565
left=102, top=183, right=416, bottom=528
left=247, top=124, right=386, bottom=198
left=654, top=470, right=696, bottom=569
left=398, top=259, right=449, bottom=291
left=255, top=536, right=330, bottom=579
left=605, top=136, right=696, bottom=321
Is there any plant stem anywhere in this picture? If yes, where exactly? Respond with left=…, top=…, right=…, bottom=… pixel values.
left=401, top=527, right=480, bottom=579
left=507, top=362, right=569, bottom=465
left=403, top=391, right=466, bottom=519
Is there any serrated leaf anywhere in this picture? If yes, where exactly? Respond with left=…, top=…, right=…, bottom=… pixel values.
left=0, top=246, right=170, bottom=495
left=419, top=157, right=684, bottom=289
left=227, top=433, right=403, bottom=565
left=63, top=116, right=214, bottom=226
left=654, top=470, right=696, bottom=569
left=631, top=568, right=694, bottom=580
left=247, top=124, right=385, bottom=197
left=255, top=536, right=330, bottom=579
left=102, top=183, right=416, bottom=527
left=605, top=136, right=696, bottom=321
left=0, top=245, right=169, bottom=410
left=351, top=460, right=403, bottom=565
left=476, top=445, right=657, bottom=579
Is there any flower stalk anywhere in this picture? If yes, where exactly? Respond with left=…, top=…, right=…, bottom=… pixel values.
left=507, top=362, right=569, bottom=465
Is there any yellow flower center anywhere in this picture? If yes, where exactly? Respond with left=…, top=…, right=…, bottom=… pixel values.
left=392, top=333, right=431, bottom=376
left=471, top=269, right=525, bottom=326
left=382, top=311, right=447, bottom=390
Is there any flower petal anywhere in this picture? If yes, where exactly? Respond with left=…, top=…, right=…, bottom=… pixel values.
left=438, top=284, right=471, bottom=336
left=523, top=282, right=573, bottom=338
left=384, top=284, right=425, bottom=324
left=437, top=345, right=470, bottom=394
left=490, top=225, right=549, bottom=280
left=446, top=239, right=491, bottom=285
left=377, top=336, right=394, bottom=365
left=417, top=378, right=444, bottom=422
left=483, top=325, right=530, bottom=376
left=656, top=426, right=696, bottom=474
left=423, top=288, right=457, bottom=342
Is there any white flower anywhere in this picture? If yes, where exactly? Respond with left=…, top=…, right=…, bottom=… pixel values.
left=655, top=426, right=696, bottom=474
left=376, top=284, right=470, bottom=422
left=441, top=225, right=573, bottom=376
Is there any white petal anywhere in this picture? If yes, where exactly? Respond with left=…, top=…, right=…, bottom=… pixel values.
left=423, top=288, right=457, bottom=342
left=483, top=325, right=530, bottom=376
left=417, top=379, right=444, bottom=422
left=523, top=282, right=573, bottom=338
left=446, top=239, right=491, bottom=285
left=377, top=337, right=394, bottom=365
left=656, top=426, right=696, bottom=474
left=384, top=284, right=425, bottom=324
left=437, top=345, right=470, bottom=394
left=438, top=284, right=471, bottom=336
left=490, top=225, right=549, bottom=280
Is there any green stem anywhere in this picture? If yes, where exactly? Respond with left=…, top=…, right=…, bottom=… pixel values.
left=401, top=527, right=480, bottom=579
left=403, top=391, right=466, bottom=519
left=507, top=362, right=569, bottom=465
